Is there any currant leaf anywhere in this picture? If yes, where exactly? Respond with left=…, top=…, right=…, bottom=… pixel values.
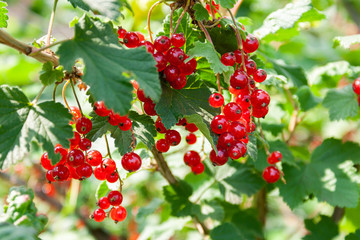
left=333, top=34, right=360, bottom=49
left=0, top=222, right=38, bottom=240
left=304, top=215, right=339, bottom=240
left=193, top=3, right=210, bottom=21
left=0, top=1, right=8, bottom=28
left=210, top=222, right=244, bottom=240
left=128, top=111, right=156, bottom=149
left=231, top=210, right=264, bottom=240
left=345, top=229, right=360, bottom=240
left=95, top=181, right=109, bottom=201
left=269, top=59, right=308, bottom=87
left=163, top=181, right=193, bottom=217
left=296, top=86, right=321, bottom=111
left=39, top=62, right=64, bottom=86
left=217, top=0, right=237, bottom=9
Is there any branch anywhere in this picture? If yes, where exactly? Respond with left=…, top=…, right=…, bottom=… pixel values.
left=256, top=188, right=267, bottom=227
left=331, top=206, right=345, bottom=223
left=0, top=29, right=59, bottom=66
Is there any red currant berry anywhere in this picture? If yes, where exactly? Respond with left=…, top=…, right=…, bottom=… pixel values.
left=267, top=151, right=283, bottom=164
left=94, top=165, right=107, bottom=180
left=353, top=78, right=360, bottom=95
left=41, top=152, right=53, bottom=170
left=228, top=141, right=247, bottom=160
left=52, top=164, right=70, bottom=181
left=135, top=32, right=145, bottom=42
left=101, top=158, right=116, bottom=174
left=69, top=106, right=81, bottom=125
left=166, top=47, right=185, bottom=66
left=76, top=117, right=92, bottom=134
left=252, top=106, right=269, bottom=118
left=155, top=118, right=167, bottom=133
left=108, top=191, right=123, bottom=206
left=94, top=101, right=111, bottom=117
left=67, top=163, right=80, bottom=180
left=153, top=52, right=167, bottom=72
left=156, top=139, right=170, bottom=153
left=171, top=33, right=186, bottom=48
left=235, top=94, right=251, bottom=109
left=164, top=65, right=181, bottom=82
left=165, top=130, right=181, bottom=146
left=242, top=109, right=251, bottom=122
left=224, top=102, right=242, bottom=121
left=262, top=166, right=280, bottom=183
left=229, top=85, right=241, bottom=95
left=143, top=100, right=157, bottom=116
left=191, top=162, right=205, bottom=175
left=209, top=93, right=224, bottom=108
left=139, top=40, right=155, bottom=53
left=169, top=75, right=187, bottom=89
left=253, top=69, right=267, bottom=83
left=176, top=118, right=188, bottom=126
left=245, top=60, right=257, bottom=75
left=46, top=170, right=55, bottom=182
left=121, top=152, right=142, bottom=172
left=205, top=1, right=220, bottom=14
left=210, top=148, right=229, bottom=166
left=217, top=132, right=236, bottom=149
left=123, top=32, right=140, bottom=48
left=229, top=121, right=247, bottom=141
left=110, top=206, right=127, bottom=222
left=108, top=111, right=121, bottom=126
left=154, top=35, right=171, bottom=52
left=180, top=58, right=197, bottom=75
left=211, top=115, right=229, bottom=134
left=117, top=27, right=127, bottom=38
left=86, top=150, right=102, bottom=166
left=98, top=197, right=111, bottom=210
left=76, top=163, right=93, bottom=179
left=251, top=89, right=270, bottom=108
left=234, top=49, right=247, bottom=64
left=185, top=133, right=197, bottom=144
left=106, top=171, right=119, bottom=183
left=185, top=123, right=198, bottom=132
left=137, top=89, right=149, bottom=102
left=243, top=34, right=259, bottom=53
left=79, top=138, right=92, bottom=151
left=92, top=209, right=106, bottom=222
left=248, top=121, right=256, bottom=133
left=230, top=70, right=249, bottom=90
left=54, top=144, right=68, bottom=159
left=221, top=52, right=236, bottom=66
left=70, top=132, right=81, bottom=149
left=67, top=149, right=85, bottom=167
left=184, top=151, right=201, bottom=167
left=241, top=134, right=249, bottom=144
left=119, top=116, right=132, bottom=131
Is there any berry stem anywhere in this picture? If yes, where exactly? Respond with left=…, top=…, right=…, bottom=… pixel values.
left=257, top=118, right=271, bottom=155
left=130, top=127, right=136, bottom=150
left=147, top=1, right=162, bottom=43
left=284, top=87, right=300, bottom=144
left=209, top=1, right=216, bottom=20
left=104, top=134, right=113, bottom=160
left=52, top=82, right=59, bottom=101
left=32, top=85, right=46, bottom=104
left=227, top=9, right=242, bottom=49
left=31, top=39, right=69, bottom=55
left=172, top=0, right=190, bottom=36
left=69, top=78, right=84, bottom=116
left=62, top=80, right=71, bottom=111
left=230, top=0, right=244, bottom=16
left=46, top=0, right=58, bottom=47
left=197, top=20, right=213, bottom=45
left=169, top=5, right=174, bottom=36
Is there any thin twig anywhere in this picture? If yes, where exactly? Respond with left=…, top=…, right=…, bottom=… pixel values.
left=104, top=135, right=112, bottom=159
left=32, top=85, right=47, bottom=104
left=69, top=78, right=83, bottom=116
left=46, top=0, right=59, bottom=47
left=31, top=39, right=69, bottom=55
left=257, top=118, right=271, bottom=155
left=197, top=21, right=213, bottom=45
left=172, top=0, right=190, bottom=35
left=147, top=1, right=162, bottom=43
left=62, top=80, right=71, bottom=110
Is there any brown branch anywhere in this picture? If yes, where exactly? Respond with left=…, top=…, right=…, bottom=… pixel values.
left=256, top=188, right=267, bottom=227
left=331, top=206, right=345, bottom=223
left=0, top=29, right=59, bottom=66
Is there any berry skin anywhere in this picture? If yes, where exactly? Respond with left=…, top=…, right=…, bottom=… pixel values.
left=154, top=36, right=171, bottom=52
left=241, top=109, right=251, bottom=122
left=79, top=138, right=92, bottom=151
left=176, top=118, right=188, bottom=126
left=252, top=106, right=269, bottom=118
left=353, top=78, right=360, bottom=95
left=156, top=139, right=170, bottom=153
left=41, top=152, right=53, bottom=170
left=165, top=130, right=181, bottom=146
left=223, top=102, right=242, bottom=121
left=119, top=116, right=132, bottom=131
left=155, top=118, right=167, bottom=133
left=166, top=47, right=185, bottom=66
left=54, top=144, right=68, bottom=160
left=253, top=69, right=267, bottom=83
left=227, top=141, right=247, bottom=160
left=123, top=32, right=140, bottom=48
left=262, top=166, right=280, bottom=183
left=229, top=86, right=241, bottom=95
left=92, top=209, right=106, bottom=222
left=69, top=106, right=81, bottom=125
left=250, top=89, right=270, bottom=108
left=121, top=152, right=142, bottom=172
left=93, top=101, right=111, bottom=117
left=230, top=70, right=249, bottom=90
left=139, top=40, right=155, bottom=53
left=106, top=171, right=119, bottom=183
left=191, top=162, right=205, bottom=175
left=234, top=49, right=247, bottom=63
left=229, top=122, right=247, bottom=141
left=184, top=151, right=201, bottom=167
left=76, top=117, right=92, bottom=134
left=235, top=94, right=251, bottom=109
left=185, top=123, right=198, bottom=132
left=171, top=33, right=186, bottom=48
left=108, top=191, right=123, bottom=206
left=169, top=75, right=187, bottom=90
left=267, top=151, right=283, bottom=164
left=209, top=93, right=224, bottom=108
left=217, top=132, right=236, bottom=149
left=86, top=150, right=102, bottom=166
left=143, top=100, right=157, bottom=116
left=164, top=65, right=181, bottom=82
left=210, top=149, right=229, bottom=166
left=108, top=111, right=122, bottom=126
left=221, top=52, right=236, bottom=66
left=211, top=115, right=229, bottom=134
left=98, top=197, right=111, bottom=210
left=243, top=34, right=259, bottom=53
left=185, top=133, right=197, bottom=144
left=110, top=206, right=127, bottom=222
left=135, top=32, right=145, bottom=42
left=137, top=89, right=149, bottom=102
left=67, top=149, right=85, bottom=167
left=94, top=165, right=107, bottom=180
left=153, top=52, right=167, bottom=72
left=46, top=170, right=55, bottom=182
left=245, top=60, right=257, bottom=75
left=101, top=158, right=117, bottom=174
left=52, top=164, right=70, bottom=181
left=67, top=163, right=81, bottom=180
left=117, top=27, right=127, bottom=38
left=76, top=163, right=93, bottom=179
left=180, top=58, right=197, bottom=75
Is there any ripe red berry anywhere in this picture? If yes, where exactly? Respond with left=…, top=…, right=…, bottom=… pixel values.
left=221, top=52, right=236, bottom=66
left=164, top=65, right=181, bottom=82
left=155, top=118, right=167, bottom=133
left=353, top=78, right=360, bottom=95
left=230, top=70, right=249, bottom=90
left=262, top=166, right=280, bottom=183
left=156, top=139, right=170, bottom=153
left=234, top=49, right=247, bottom=63
left=67, top=149, right=85, bottom=167
left=101, top=158, right=117, bottom=174
left=185, top=133, right=197, bottom=144
left=86, top=150, right=102, bottom=166
left=176, top=118, right=188, bottom=126
left=117, top=27, right=126, bottom=38
left=267, top=151, right=283, bottom=164
left=41, top=152, right=53, bottom=170
left=94, top=165, right=107, bottom=180
left=123, top=32, right=140, bottom=48
left=211, top=115, right=229, bottom=134
left=52, top=164, right=70, bottom=181
left=154, top=35, right=171, bottom=52
left=184, top=151, right=201, bottom=167
left=223, top=102, right=242, bottom=121
left=253, top=69, right=267, bottom=83
left=181, top=58, right=197, bottom=75
left=229, top=86, right=241, bottom=95
left=153, top=52, right=167, bottom=72
left=171, top=33, right=186, bottom=48
left=242, top=109, right=251, bottom=122
left=46, top=170, right=55, bottom=182
left=92, top=209, right=106, bottom=222
left=209, top=93, right=224, bottom=108
left=217, top=132, right=236, bottom=149
left=54, top=144, right=68, bottom=159
left=165, top=130, right=181, bottom=146
left=119, top=116, right=132, bottom=131
left=166, top=47, right=185, bottom=66
left=185, top=123, right=198, bottom=132
left=252, top=106, right=269, bottom=118
left=69, top=131, right=81, bottom=149
left=98, top=197, right=111, bottom=210
left=108, top=191, right=123, bottom=206
left=121, top=152, right=142, bottom=172
left=191, top=162, right=205, bottom=175
left=108, top=111, right=122, bottom=126
left=76, top=163, right=93, bottom=179
left=243, top=34, right=259, bottom=53
left=143, top=100, right=157, bottom=116
left=94, top=101, right=111, bottom=117
left=139, top=40, right=155, bottom=53
left=169, top=75, right=187, bottom=89
left=106, top=171, right=119, bottom=183
left=135, top=32, right=145, bottom=42
left=137, top=89, right=149, bottom=102
left=110, top=206, right=127, bottom=222
left=210, top=149, right=229, bottom=166
left=235, top=94, right=251, bottom=109
left=67, top=163, right=80, bottom=180
left=76, top=117, right=92, bottom=134
left=250, top=89, right=270, bottom=108
left=229, top=121, right=247, bottom=141
left=228, top=141, right=247, bottom=160
left=69, top=106, right=81, bottom=125
left=79, top=138, right=92, bottom=151
left=245, top=60, right=257, bottom=75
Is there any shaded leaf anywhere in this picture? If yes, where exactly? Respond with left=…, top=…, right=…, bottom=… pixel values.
left=333, top=34, right=360, bottom=49
left=269, top=59, right=308, bottom=87
left=39, top=62, right=64, bottom=86
left=303, top=215, right=338, bottom=240
left=193, top=3, right=210, bottom=21
left=95, top=181, right=109, bottom=201
left=296, top=86, right=321, bottom=111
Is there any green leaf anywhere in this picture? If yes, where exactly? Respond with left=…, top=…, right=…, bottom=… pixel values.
left=185, top=114, right=217, bottom=151
left=0, top=223, right=38, bottom=240
left=247, top=134, right=257, bottom=161
left=95, top=181, right=109, bottom=201
left=261, top=123, right=285, bottom=136
left=163, top=181, right=193, bottom=217
left=187, top=41, right=231, bottom=74
left=296, top=86, right=321, bottom=111
left=135, top=198, right=163, bottom=223
left=269, top=59, right=308, bottom=87
left=67, top=0, right=123, bottom=20
left=303, top=215, right=339, bottom=240
left=86, top=112, right=111, bottom=141
left=231, top=210, right=264, bottom=239
left=128, top=111, right=156, bottom=149
left=155, top=82, right=220, bottom=129
left=255, top=0, right=325, bottom=41
left=39, top=62, right=64, bottom=86
left=218, top=0, right=237, bottom=9
left=57, top=15, right=160, bottom=116
left=111, top=128, right=133, bottom=155
left=210, top=222, right=243, bottom=240
left=193, top=3, right=210, bottom=21
left=322, top=85, right=358, bottom=121
left=208, top=25, right=238, bottom=55
left=333, top=34, right=360, bottom=49
left=279, top=139, right=360, bottom=209
left=0, top=1, right=8, bottom=28
left=345, top=230, right=360, bottom=240
left=0, top=86, right=73, bottom=168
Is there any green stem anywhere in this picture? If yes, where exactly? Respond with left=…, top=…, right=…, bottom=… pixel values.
left=104, top=135, right=112, bottom=159
left=30, top=39, right=69, bottom=55
left=32, top=85, right=47, bottom=104
left=46, top=0, right=59, bottom=46
left=172, top=0, right=190, bottom=36
left=69, top=79, right=83, bottom=116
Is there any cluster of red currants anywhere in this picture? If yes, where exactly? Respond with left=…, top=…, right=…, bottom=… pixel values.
left=352, top=76, right=360, bottom=104
left=92, top=191, right=127, bottom=223
left=183, top=150, right=205, bottom=175
left=93, top=101, right=132, bottom=131
left=263, top=151, right=282, bottom=183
